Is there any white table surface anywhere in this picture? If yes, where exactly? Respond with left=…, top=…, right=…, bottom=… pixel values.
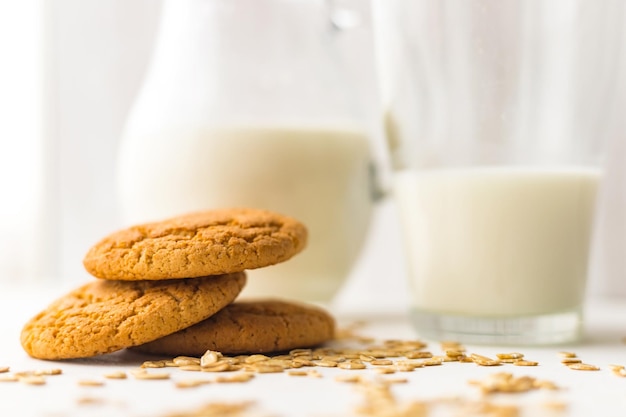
left=1, top=285, right=626, bottom=417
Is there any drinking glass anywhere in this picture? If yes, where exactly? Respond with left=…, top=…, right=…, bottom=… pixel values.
left=373, top=0, right=623, bottom=344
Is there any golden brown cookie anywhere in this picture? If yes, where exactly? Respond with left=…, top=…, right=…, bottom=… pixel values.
left=21, top=272, right=246, bottom=360
left=83, top=208, right=307, bottom=280
left=133, top=300, right=335, bottom=356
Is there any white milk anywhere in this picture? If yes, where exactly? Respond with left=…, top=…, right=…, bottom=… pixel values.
left=393, top=167, right=600, bottom=317
left=118, top=125, right=373, bottom=302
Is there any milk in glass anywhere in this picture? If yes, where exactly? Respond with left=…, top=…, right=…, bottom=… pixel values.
left=394, top=167, right=599, bottom=318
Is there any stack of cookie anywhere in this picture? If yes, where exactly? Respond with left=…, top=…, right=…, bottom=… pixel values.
left=21, top=208, right=335, bottom=360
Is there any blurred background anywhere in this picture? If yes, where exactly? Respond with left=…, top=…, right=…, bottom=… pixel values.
left=1, top=0, right=625, bottom=310
left=0, top=0, right=408, bottom=313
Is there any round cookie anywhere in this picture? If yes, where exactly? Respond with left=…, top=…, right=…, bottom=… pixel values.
left=83, top=208, right=307, bottom=280
left=21, top=272, right=246, bottom=360
left=133, top=300, right=335, bottom=356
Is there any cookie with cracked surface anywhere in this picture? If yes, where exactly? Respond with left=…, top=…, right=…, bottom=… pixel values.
left=83, top=208, right=307, bottom=280
left=132, top=299, right=335, bottom=356
left=20, top=272, right=246, bottom=360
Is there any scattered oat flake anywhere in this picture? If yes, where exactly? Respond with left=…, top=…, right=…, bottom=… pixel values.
left=498, top=358, right=519, bottom=363
left=20, top=375, right=46, bottom=385
left=251, top=364, right=284, bottom=374
left=291, top=358, right=315, bottom=367
left=34, top=368, right=62, bottom=376
left=405, top=351, right=433, bottom=359
left=543, top=401, right=568, bottom=411
left=422, top=358, right=443, bottom=366
left=338, top=361, right=366, bottom=370
left=0, top=366, right=9, bottom=373
left=265, top=359, right=290, bottom=368
left=568, top=363, right=600, bottom=371
left=496, top=352, right=524, bottom=360
left=469, top=402, right=519, bottom=417
left=179, top=365, right=202, bottom=372
left=201, top=363, right=232, bottom=373
left=244, top=355, right=270, bottom=364
left=384, top=378, right=408, bottom=384
left=104, top=371, right=127, bottom=379
left=370, top=359, right=393, bottom=366
left=470, top=372, right=555, bottom=395
left=142, top=360, right=166, bottom=368
left=395, top=364, right=417, bottom=372
left=534, top=380, right=559, bottom=390
left=201, top=350, right=222, bottom=367
left=610, top=364, right=626, bottom=377
left=173, top=356, right=200, bottom=366
left=475, top=360, right=502, bottom=367
left=0, top=374, right=18, bottom=382
left=323, top=355, right=346, bottom=363
left=78, top=380, right=104, bottom=387
left=131, top=369, right=170, bottom=380
left=216, top=374, right=254, bottom=383
left=288, top=371, right=308, bottom=377
left=175, top=379, right=211, bottom=388
left=446, top=350, right=466, bottom=358
left=161, top=401, right=255, bottom=417
left=77, top=397, right=106, bottom=406
left=335, top=374, right=362, bottom=383
left=558, top=351, right=577, bottom=358
left=470, top=353, right=497, bottom=362
left=513, top=360, right=538, bottom=366
left=290, top=348, right=312, bottom=356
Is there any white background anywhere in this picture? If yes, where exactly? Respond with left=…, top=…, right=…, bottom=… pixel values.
left=1, top=0, right=625, bottom=309
left=0, top=0, right=409, bottom=312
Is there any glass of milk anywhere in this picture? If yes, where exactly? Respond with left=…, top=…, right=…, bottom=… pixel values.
left=117, top=0, right=379, bottom=303
left=373, top=1, right=623, bottom=344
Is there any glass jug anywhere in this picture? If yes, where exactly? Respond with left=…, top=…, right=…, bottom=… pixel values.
left=117, top=0, right=375, bottom=303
